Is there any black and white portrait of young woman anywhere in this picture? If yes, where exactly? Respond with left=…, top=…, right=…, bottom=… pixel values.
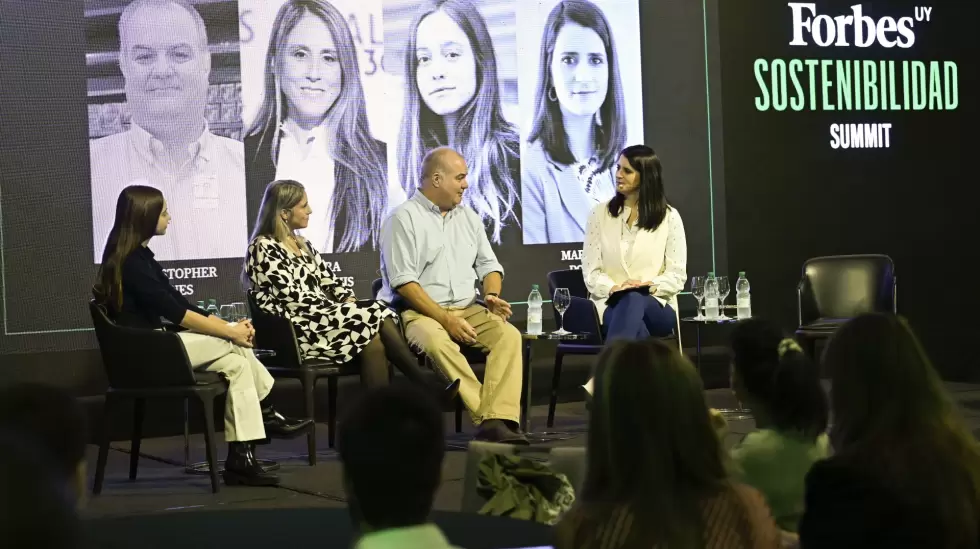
left=239, top=0, right=403, bottom=254
left=383, top=0, right=521, bottom=246
left=519, top=0, right=643, bottom=245
left=88, top=0, right=248, bottom=262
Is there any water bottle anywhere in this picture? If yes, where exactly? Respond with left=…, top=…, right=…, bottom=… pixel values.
left=196, top=300, right=206, bottom=311
left=206, top=298, right=219, bottom=318
left=703, top=273, right=720, bottom=320
left=736, top=272, right=752, bottom=319
left=527, top=285, right=543, bottom=335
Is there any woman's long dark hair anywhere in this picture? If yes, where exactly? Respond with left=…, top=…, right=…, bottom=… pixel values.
left=731, top=318, right=827, bottom=441
left=94, top=185, right=164, bottom=311
left=527, top=0, right=626, bottom=171
left=607, top=144, right=667, bottom=231
left=246, top=0, right=387, bottom=252
left=825, top=313, right=980, bottom=548
left=576, top=339, right=729, bottom=548
left=398, top=0, right=519, bottom=244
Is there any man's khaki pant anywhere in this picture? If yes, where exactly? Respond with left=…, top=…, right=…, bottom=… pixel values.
left=402, top=305, right=523, bottom=424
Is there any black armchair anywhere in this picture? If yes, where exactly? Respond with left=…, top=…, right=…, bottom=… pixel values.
left=89, top=300, right=225, bottom=493
left=370, top=278, right=487, bottom=434
left=796, top=254, right=897, bottom=356
left=247, top=292, right=359, bottom=464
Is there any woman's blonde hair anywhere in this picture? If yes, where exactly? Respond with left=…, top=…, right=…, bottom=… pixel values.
left=249, top=179, right=309, bottom=253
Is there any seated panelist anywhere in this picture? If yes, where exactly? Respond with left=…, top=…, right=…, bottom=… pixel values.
left=379, top=147, right=527, bottom=445
left=245, top=180, right=459, bottom=404
left=94, top=185, right=311, bottom=488
left=582, top=145, right=687, bottom=343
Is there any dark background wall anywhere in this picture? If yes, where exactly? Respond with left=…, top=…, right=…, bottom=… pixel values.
left=718, top=0, right=978, bottom=380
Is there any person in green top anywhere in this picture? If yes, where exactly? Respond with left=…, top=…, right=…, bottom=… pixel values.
left=728, top=318, right=830, bottom=532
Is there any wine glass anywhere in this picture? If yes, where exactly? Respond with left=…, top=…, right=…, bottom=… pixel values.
left=717, top=276, right=730, bottom=319
left=690, top=276, right=705, bottom=320
left=218, top=304, right=235, bottom=321
left=553, top=288, right=571, bottom=335
left=231, top=302, right=248, bottom=321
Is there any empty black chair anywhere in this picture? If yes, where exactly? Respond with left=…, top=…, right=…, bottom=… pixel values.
left=89, top=300, right=225, bottom=493
left=796, top=254, right=897, bottom=356
left=247, top=292, right=359, bottom=464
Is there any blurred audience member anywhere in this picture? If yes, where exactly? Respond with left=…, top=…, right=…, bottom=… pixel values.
left=0, top=433, right=80, bottom=548
left=555, top=339, right=781, bottom=549
left=729, top=319, right=829, bottom=532
left=800, top=313, right=980, bottom=548
left=0, top=383, right=88, bottom=506
left=339, top=384, right=457, bottom=549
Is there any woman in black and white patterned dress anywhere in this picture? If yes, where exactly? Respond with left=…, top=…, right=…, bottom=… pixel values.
left=245, top=180, right=459, bottom=402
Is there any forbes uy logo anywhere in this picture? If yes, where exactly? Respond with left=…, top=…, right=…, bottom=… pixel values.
left=788, top=3, right=933, bottom=49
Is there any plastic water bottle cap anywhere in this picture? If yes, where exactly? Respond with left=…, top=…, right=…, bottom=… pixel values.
left=707, top=272, right=715, bottom=276
left=532, top=284, right=539, bottom=290
left=739, top=271, right=746, bottom=276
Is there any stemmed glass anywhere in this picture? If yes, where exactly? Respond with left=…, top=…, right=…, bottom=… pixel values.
left=218, top=304, right=235, bottom=321
left=690, top=276, right=706, bottom=320
left=231, top=302, right=248, bottom=322
left=717, top=276, right=730, bottom=319
left=553, top=288, right=571, bottom=335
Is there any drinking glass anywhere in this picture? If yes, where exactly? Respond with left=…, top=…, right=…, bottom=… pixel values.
left=553, top=288, right=571, bottom=335
left=231, top=302, right=248, bottom=321
left=717, top=276, right=730, bottom=319
left=218, top=305, right=235, bottom=321
left=690, top=276, right=706, bottom=320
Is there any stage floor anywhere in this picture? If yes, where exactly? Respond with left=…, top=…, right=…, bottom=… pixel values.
left=79, top=383, right=980, bottom=520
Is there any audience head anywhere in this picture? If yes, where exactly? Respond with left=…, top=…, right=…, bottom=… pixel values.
left=0, top=384, right=88, bottom=506
left=0, top=433, right=80, bottom=548
left=730, top=318, right=827, bottom=441
left=96, top=185, right=168, bottom=310
left=580, top=338, right=727, bottom=546
left=825, top=313, right=964, bottom=449
left=118, top=0, right=211, bottom=128
left=338, top=384, right=445, bottom=532
left=608, top=144, right=668, bottom=231
left=824, top=313, right=980, bottom=547
left=420, top=147, right=468, bottom=212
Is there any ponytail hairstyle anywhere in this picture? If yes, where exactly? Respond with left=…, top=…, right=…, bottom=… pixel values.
left=730, top=318, right=828, bottom=441
left=94, top=185, right=165, bottom=311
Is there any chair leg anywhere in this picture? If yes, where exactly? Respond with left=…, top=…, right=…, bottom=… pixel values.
left=327, top=376, right=338, bottom=449
left=455, top=397, right=463, bottom=433
left=198, top=394, right=221, bottom=493
left=93, top=394, right=114, bottom=495
left=302, top=371, right=318, bottom=465
left=547, top=352, right=565, bottom=428
left=129, top=398, right=145, bottom=481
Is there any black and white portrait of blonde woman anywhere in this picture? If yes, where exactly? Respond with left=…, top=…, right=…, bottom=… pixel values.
left=385, top=0, right=521, bottom=245
left=241, top=0, right=403, bottom=254
left=519, top=0, right=644, bottom=244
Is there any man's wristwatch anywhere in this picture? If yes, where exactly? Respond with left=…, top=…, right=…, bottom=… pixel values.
left=486, top=292, right=499, bottom=299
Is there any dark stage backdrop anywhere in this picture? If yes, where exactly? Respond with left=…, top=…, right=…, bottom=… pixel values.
left=0, top=0, right=724, bottom=385
left=719, top=0, right=977, bottom=379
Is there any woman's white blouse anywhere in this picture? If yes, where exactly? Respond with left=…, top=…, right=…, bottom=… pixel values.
left=583, top=203, right=688, bottom=303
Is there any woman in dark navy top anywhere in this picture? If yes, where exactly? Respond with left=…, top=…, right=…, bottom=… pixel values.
left=94, top=185, right=310, bottom=487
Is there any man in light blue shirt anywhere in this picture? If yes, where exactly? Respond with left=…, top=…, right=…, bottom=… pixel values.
left=380, top=147, right=526, bottom=444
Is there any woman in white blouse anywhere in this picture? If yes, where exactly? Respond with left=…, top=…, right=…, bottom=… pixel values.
left=582, top=144, right=687, bottom=342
